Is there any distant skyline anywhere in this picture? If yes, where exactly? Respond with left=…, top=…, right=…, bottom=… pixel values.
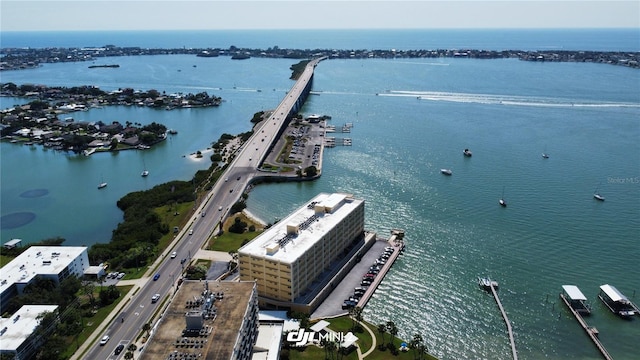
left=1, top=1, right=638, bottom=32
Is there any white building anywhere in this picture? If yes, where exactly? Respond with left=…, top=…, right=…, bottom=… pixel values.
left=0, top=304, right=58, bottom=360
left=239, top=193, right=371, bottom=313
left=1, top=247, right=90, bottom=310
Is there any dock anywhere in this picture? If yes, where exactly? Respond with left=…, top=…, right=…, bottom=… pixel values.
left=560, top=294, right=613, bottom=360
left=480, top=278, right=518, bottom=360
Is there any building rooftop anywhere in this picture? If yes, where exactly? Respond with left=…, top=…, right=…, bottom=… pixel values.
left=140, top=281, right=256, bottom=360
left=0, top=305, right=58, bottom=351
left=238, top=193, right=362, bottom=264
left=0, top=246, right=87, bottom=294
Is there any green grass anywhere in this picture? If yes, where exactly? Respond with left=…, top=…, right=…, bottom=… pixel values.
left=61, top=285, right=134, bottom=359
left=208, top=213, right=263, bottom=252
left=0, top=255, right=13, bottom=268
left=289, top=316, right=438, bottom=360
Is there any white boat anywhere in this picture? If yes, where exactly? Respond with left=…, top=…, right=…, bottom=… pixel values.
left=141, top=159, right=149, bottom=177
left=499, top=186, right=507, bottom=207
left=542, top=153, right=549, bottom=159
left=478, top=277, right=498, bottom=291
left=440, top=168, right=452, bottom=176
left=561, top=285, right=591, bottom=315
left=593, top=183, right=605, bottom=201
left=598, top=284, right=637, bottom=318
left=463, top=148, right=472, bottom=157
left=98, top=182, right=107, bottom=189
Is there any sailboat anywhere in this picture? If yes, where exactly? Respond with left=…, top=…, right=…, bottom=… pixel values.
left=593, top=183, right=605, bottom=201
left=141, top=159, right=149, bottom=177
left=499, top=186, right=507, bottom=207
left=542, top=146, right=549, bottom=159
left=98, top=176, right=107, bottom=189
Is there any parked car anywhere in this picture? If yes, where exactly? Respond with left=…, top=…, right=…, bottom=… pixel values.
left=116, top=272, right=125, bottom=279
left=114, top=344, right=124, bottom=355
left=99, top=335, right=110, bottom=346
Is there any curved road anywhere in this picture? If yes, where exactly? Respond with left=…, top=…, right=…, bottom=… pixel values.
left=80, top=58, right=323, bottom=360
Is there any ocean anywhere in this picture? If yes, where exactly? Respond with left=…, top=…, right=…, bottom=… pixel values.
left=1, top=29, right=639, bottom=359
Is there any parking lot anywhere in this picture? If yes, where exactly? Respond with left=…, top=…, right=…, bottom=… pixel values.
left=311, top=240, right=397, bottom=319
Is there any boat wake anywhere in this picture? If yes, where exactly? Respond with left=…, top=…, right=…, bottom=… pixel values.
left=381, top=90, right=640, bottom=108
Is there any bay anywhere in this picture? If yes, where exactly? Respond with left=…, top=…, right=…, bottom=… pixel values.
left=1, top=30, right=639, bottom=359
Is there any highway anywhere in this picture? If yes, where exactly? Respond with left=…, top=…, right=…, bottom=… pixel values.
left=81, top=58, right=322, bottom=360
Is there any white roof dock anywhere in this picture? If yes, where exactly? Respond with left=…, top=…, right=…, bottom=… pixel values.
left=0, top=305, right=58, bottom=351
left=239, top=193, right=362, bottom=264
left=562, top=285, right=587, bottom=301
left=600, top=284, right=629, bottom=303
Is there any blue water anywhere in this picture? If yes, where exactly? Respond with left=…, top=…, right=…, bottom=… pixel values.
left=1, top=30, right=639, bottom=359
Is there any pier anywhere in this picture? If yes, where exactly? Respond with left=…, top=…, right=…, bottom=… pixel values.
left=480, top=278, right=518, bottom=360
left=559, top=294, right=613, bottom=360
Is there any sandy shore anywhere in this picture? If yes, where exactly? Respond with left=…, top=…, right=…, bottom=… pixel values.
left=242, top=209, right=267, bottom=226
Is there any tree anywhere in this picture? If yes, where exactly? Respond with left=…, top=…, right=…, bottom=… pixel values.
left=410, top=333, right=426, bottom=360
left=377, top=323, right=386, bottom=350
left=124, top=351, right=134, bottom=360
left=386, top=320, right=398, bottom=348
left=325, top=339, right=336, bottom=360
left=142, top=322, right=151, bottom=335
left=127, top=344, right=137, bottom=352
left=304, top=165, right=317, bottom=177
left=83, top=281, right=96, bottom=308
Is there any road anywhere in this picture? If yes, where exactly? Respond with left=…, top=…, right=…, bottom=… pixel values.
left=82, top=58, right=323, bottom=360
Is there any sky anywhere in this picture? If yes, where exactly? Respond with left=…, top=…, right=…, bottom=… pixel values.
left=1, top=1, right=638, bottom=31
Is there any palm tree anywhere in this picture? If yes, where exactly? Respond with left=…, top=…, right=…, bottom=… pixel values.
left=377, top=323, right=387, bottom=348
left=325, top=339, right=336, bottom=360
left=386, top=320, right=398, bottom=348
left=124, top=351, right=134, bottom=360
left=410, top=333, right=424, bottom=360
left=352, top=306, right=363, bottom=331
left=142, top=322, right=151, bottom=336
left=127, top=343, right=137, bottom=353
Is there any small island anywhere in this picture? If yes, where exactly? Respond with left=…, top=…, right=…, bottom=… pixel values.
left=0, top=83, right=223, bottom=154
left=88, top=64, right=120, bottom=68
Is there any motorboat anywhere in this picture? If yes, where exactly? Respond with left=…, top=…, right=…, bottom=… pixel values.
left=593, top=193, right=605, bottom=201
left=98, top=182, right=107, bottom=189
left=463, top=148, right=473, bottom=157
left=598, top=284, right=637, bottom=318
left=141, top=170, right=149, bottom=177
left=440, top=169, right=452, bottom=176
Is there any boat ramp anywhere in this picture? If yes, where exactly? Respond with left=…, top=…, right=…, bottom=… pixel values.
left=478, top=277, right=518, bottom=360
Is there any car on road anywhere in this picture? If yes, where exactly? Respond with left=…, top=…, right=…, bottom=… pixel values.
left=99, top=335, right=110, bottom=346
left=218, top=206, right=223, bottom=211
left=180, top=258, right=187, bottom=265
left=237, top=176, right=241, bottom=181
left=114, top=344, right=124, bottom=355
left=170, top=251, right=177, bottom=259
left=153, top=273, right=160, bottom=281
left=225, top=178, right=228, bottom=182
left=202, top=212, right=206, bottom=217
left=151, top=293, right=161, bottom=303
left=189, top=229, right=193, bottom=235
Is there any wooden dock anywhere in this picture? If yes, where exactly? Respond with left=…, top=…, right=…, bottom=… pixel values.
left=560, top=294, right=613, bottom=360
left=481, top=279, right=518, bottom=360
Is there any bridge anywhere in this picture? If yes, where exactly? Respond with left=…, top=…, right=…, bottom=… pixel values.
left=77, top=57, right=325, bottom=360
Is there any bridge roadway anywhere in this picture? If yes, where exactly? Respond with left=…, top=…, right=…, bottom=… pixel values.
left=79, top=57, right=324, bottom=360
